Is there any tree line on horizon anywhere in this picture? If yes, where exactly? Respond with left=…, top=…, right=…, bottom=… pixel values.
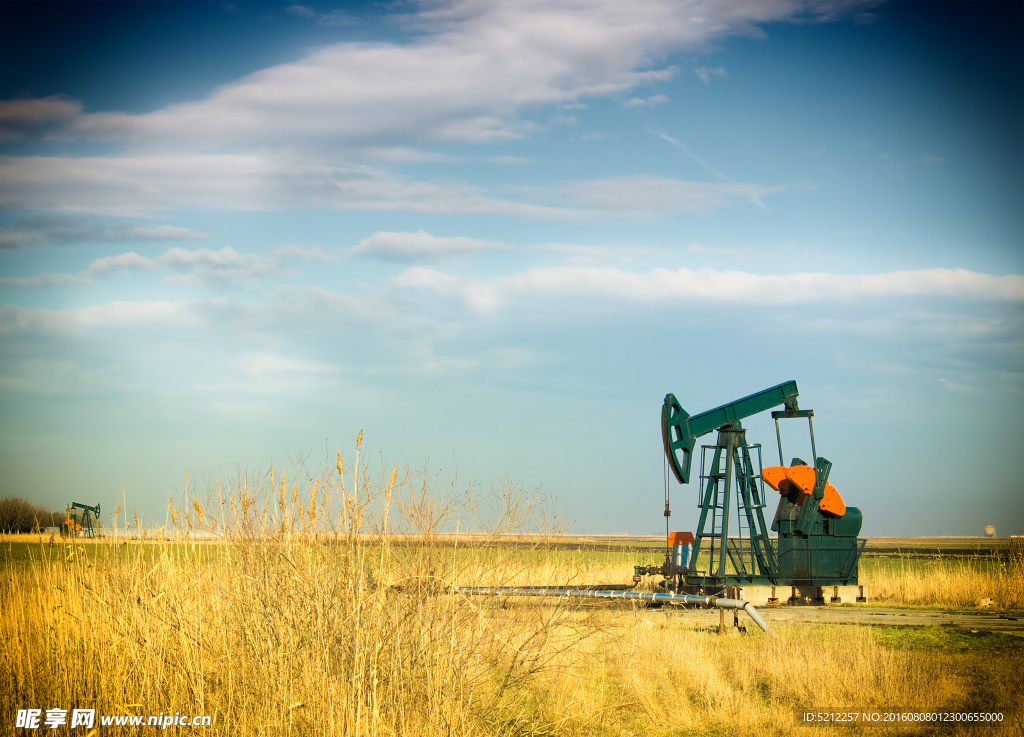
left=0, top=496, right=69, bottom=533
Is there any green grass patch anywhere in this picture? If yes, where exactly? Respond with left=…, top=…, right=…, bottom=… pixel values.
left=2, top=538, right=227, bottom=567
left=871, top=626, right=1024, bottom=652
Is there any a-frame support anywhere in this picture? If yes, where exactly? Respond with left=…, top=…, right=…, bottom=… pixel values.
left=687, top=423, right=779, bottom=589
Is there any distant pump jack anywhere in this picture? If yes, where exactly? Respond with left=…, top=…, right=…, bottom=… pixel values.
left=62, top=502, right=100, bottom=538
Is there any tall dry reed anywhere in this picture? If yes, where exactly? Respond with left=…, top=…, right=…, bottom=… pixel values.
left=862, top=543, right=1024, bottom=609
left=1, top=438, right=588, bottom=735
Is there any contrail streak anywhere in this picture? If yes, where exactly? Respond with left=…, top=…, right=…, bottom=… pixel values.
left=653, top=130, right=731, bottom=182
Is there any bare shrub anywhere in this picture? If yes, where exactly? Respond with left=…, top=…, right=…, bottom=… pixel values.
left=0, top=496, right=56, bottom=533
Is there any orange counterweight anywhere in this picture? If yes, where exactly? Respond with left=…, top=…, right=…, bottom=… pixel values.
left=784, top=466, right=817, bottom=495
left=763, top=465, right=846, bottom=516
left=819, top=483, right=847, bottom=516
left=762, top=466, right=788, bottom=491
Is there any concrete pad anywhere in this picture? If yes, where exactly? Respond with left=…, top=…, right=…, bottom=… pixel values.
left=737, top=584, right=868, bottom=606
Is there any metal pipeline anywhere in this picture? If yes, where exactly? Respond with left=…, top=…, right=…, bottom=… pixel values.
left=711, top=597, right=774, bottom=636
left=449, top=586, right=775, bottom=636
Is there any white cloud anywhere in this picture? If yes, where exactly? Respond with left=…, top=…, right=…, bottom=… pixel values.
left=0, top=154, right=583, bottom=220
left=159, top=246, right=283, bottom=286
left=694, top=67, right=728, bottom=84
left=0, top=154, right=292, bottom=216
left=0, top=273, right=91, bottom=288
left=391, top=267, right=501, bottom=312
left=5, top=243, right=337, bottom=291
left=80, top=246, right=282, bottom=287
left=0, top=96, right=81, bottom=141
left=5, top=3, right=880, bottom=223
left=938, top=377, right=977, bottom=392
left=316, top=9, right=357, bottom=26
left=285, top=4, right=316, bottom=19
left=274, top=243, right=341, bottom=263
left=0, top=213, right=208, bottom=250
left=3, top=243, right=344, bottom=292
left=622, top=94, right=669, bottom=108
left=0, top=301, right=197, bottom=335
left=349, top=230, right=504, bottom=262
left=8, top=1, right=878, bottom=151
left=529, top=242, right=664, bottom=266
left=390, top=265, right=1024, bottom=312
left=286, top=4, right=356, bottom=26
left=360, top=147, right=459, bottom=163
left=81, top=251, right=159, bottom=276
left=1, top=154, right=778, bottom=220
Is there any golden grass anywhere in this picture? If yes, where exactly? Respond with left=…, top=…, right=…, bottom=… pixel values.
left=609, top=618, right=957, bottom=736
left=861, top=546, right=1024, bottom=609
left=1, top=445, right=595, bottom=736
left=2, top=441, right=1022, bottom=735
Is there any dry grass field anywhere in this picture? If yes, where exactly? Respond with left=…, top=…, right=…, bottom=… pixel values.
left=3, top=443, right=1022, bottom=735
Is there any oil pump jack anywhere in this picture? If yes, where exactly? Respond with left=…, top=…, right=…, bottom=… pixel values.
left=636, top=381, right=865, bottom=596
left=62, top=501, right=100, bottom=538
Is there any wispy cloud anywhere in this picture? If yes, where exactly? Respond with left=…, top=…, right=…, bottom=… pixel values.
left=0, top=213, right=208, bottom=250
left=938, top=377, right=977, bottom=392
left=530, top=242, right=665, bottom=266
left=622, top=94, right=669, bottom=109
left=159, top=247, right=284, bottom=286
left=0, top=301, right=197, bottom=335
left=80, top=246, right=284, bottom=287
left=1, top=246, right=307, bottom=290
left=286, top=4, right=356, bottom=26
left=561, top=175, right=780, bottom=216
left=0, top=153, right=586, bottom=220
left=0, top=273, right=91, bottom=288
left=693, top=67, right=727, bottom=84
left=360, top=147, right=459, bottom=163
left=0, top=154, right=776, bottom=220
left=273, top=243, right=341, bottom=263
left=80, top=251, right=158, bottom=276
left=0, top=96, right=81, bottom=141
left=349, top=230, right=504, bottom=263
left=5, top=1, right=879, bottom=151
left=391, top=265, right=1024, bottom=312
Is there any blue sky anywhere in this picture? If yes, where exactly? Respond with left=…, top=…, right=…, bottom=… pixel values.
left=1, top=0, right=1021, bottom=536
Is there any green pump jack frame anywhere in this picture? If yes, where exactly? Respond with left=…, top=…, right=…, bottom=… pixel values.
left=661, top=381, right=864, bottom=591
left=686, top=425, right=779, bottom=587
